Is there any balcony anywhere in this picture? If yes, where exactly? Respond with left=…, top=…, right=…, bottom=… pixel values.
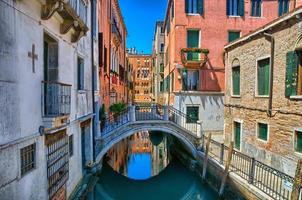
left=41, top=0, right=89, bottom=42
left=181, top=48, right=209, bottom=69
left=42, top=81, right=71, bottom=118
left=112, top=21, right=122, bottom=46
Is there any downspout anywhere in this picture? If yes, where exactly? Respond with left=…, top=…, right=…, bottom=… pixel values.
left=91, top=0, right=96, bottom=161
left=264, top=32, right=275, bottom=117
left=109, top=0, right=112, bottom=106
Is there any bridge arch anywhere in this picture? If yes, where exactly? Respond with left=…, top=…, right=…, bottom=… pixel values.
left=96, top=121, right=199, bottom=162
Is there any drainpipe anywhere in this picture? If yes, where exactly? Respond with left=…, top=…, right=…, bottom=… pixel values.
left=91, top=0, right=96, bottom=161
left=264, top=32, right=275, bottom=117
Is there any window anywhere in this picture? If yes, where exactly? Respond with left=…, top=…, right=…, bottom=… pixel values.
left=44, top=33, right=59, bottom=81
left=257, top=122, right=268, bottom=141
left=171, top=1, right=175, bottom=19
left=251, top=0, right=262, bottom=17
left=285, top=51, right=302, bottom=97
left=257, top=58, right=270, bottom=96
left=160, top=43, right=164, bottom=53
left=295, top=130, right=302, bottom=153
left=234, top=122, right=241, bottom=150
left=232, top=66, right=240, bottom=95
left=78, top=57, right=84, bottom=90
left=69, top=135, right=73, bottom=157
left=182, top=70, right=199, bottom=91
left=227, top=0, right=245, bottom=16
left=160, top=81, right=164, bottom=92
left=185, top=0, right=204, bottom=15
left=278, top=0, right=289, bottom=16
left=228, top=31, right=240, bottom=43
left=187, top=30, right=200, bottom=61
left=186, top=106, right=199, bottom=123
left=160, top=63, right=164, bottom=73
left=160, top=26, right=164, bottom=34
left=20, top=143, right=36, bottom=176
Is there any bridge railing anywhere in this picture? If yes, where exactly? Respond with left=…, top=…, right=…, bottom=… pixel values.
left=135, top=104, right=164, bottom=121
left=205, top=136, right=295, bottom=200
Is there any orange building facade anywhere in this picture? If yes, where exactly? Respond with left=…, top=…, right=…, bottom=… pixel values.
left=98, top=0, right=128, bottom=113
left=127, top=53, right=154, bottom=103
left=163, top=0, right=299, bottom=138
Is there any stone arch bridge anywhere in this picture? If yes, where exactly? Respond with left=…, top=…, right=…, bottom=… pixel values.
left=95, top=104, right=203, bottom=163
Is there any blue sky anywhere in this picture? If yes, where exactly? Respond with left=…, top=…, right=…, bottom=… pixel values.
left=119, top=0, right=167, bottom=54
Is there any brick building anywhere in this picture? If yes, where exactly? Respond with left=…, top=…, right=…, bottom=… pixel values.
left=127, top=53, right=153, bottom=103
left=163, top=0, right=299, bottom=139
left=98, top=0, right=128, bottom=112
left=224, top=7, right=302, bottom=175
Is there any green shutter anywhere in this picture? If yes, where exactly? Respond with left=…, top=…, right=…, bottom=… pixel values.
left=238, top=0, right=245, bottom=16
left=258, top=58, right=270, bottom=96
left=232, top=66, right=240, bottom=95
left=258, top=123, right=268, bottom=141
left=296, top=131, right=302, bottom=153
left=187, top=107, right=199, bottom=123
left=285, top=51, right=298, bottom=97
left=187, top=30, right=200, bottom=61
left=234, top=122, right=241, bottom=150
left=228, top=31, right=240, bottom=43
left=197, top=0, right=204, bottom=15
left=185, top=0, right=189, bottom=13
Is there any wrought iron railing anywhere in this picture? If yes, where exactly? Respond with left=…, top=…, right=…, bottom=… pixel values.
left=168, top=106, right=198, bottom=136
left=100, top=107, right=129, bottom=137
left=204, top=136, right=295, bottom=200
left=42, top=81, right=71, bottom=117
left=135, top=104, right=163, bottom=121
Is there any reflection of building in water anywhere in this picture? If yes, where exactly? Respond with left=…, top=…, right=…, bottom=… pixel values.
left=106, top=131, right=170, bottom=179
left=151, top=134, right=169, bottom=176
left=106, top=138, right=129, bottom=176
left=130, top=131, right=152, bottom=153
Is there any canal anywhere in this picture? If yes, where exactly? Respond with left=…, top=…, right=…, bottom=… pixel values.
left=88, top=131, right=219, bottom=200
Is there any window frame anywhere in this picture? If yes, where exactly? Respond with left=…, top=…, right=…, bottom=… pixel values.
left=20, top=143, right=36, bottom=177
left=233, top=119, right=243, bottom=151
left=278, top=0, right=289, bottom=17
left=182, top=69, right=200, bottom=91
left=231, top=65, right=241, bottom=97
left=227, top=0, right=245, bottom=17
left=186, top=106, right=199, bottom=123
left=77, top=56, right=85, bottom=91
left=228, top=30, right=241, bottom=43
left=185, top=0, right=204, bottom=15
left=255, top=56, right=270, bottom=98
left=294, top=128, right=302, bottom=155
left=256, top=121, right=269, bottom=142
left=250, top=0, right=262, bottom=17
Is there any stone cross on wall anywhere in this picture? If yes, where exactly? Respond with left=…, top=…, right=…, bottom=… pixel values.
left=28, top=44, right=38, bottom=73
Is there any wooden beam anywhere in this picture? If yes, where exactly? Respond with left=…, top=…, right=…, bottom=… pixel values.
left=202, top=133, right=211, bottom=180
left=219, top=141, right=234, bottom=197
left=291, top=159, right=302, bottom=200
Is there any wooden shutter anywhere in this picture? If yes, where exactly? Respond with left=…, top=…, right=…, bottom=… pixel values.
left=285, top=51, right=298, bottom=97
left=226, top=0, right=230, bottom=15
left=187, top=30, right=199, bottom=61
left=258, top=123, right=268, bottom=141
left=258, top=58, right=270, bottom=95
left=228, top=32, right=240, bottom=43
left=296, top=131, right=302, bottom=153
left=185, top=0, right=189, bottom=13
left=48, top=43, right=58, bottom=81
left=78, top=58, right=84, bottom=90
left=98, top=33, right=103, bottom=67
left=197, top=0, right=204, bottom=15
left=232, top=66, right=240, bottom=95
left=182, top=69, right=188, bottom=90
left=234, top=122, right=241, bottom=150
left=238, top=0, right=245, bottom=16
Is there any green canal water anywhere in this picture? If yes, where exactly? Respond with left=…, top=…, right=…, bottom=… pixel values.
left=89, top=132, right=219, bottom=200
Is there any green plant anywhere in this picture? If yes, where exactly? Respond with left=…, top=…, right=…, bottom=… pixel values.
left=109, top=102, right=127, bottom=115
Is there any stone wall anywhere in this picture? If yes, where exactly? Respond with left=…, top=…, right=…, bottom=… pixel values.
left=224, top=16, right=302, bottom=176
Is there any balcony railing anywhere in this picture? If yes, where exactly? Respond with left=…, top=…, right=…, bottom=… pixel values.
left=42, top=81, right=71, bottom=117
left=181, top=48, right=209, bottom=69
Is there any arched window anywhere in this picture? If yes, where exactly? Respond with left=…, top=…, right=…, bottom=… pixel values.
left=232, top=59, right=240, bottom=96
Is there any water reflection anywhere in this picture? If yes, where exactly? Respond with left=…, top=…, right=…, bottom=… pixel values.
left=106, top=131, right=170, bottom=180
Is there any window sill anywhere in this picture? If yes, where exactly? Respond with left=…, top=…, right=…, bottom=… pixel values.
left=231, top=95, right=241, bottom=98
left=255, top=95, right=269, bottom=98
left=227, top=15, right=242, bottom=18
left=186, top=13, right=202, bottom=16
left=294, top=151, right=302, bottom=158
left=257, top=138, right=268, bottom=143
left=77, top=90, right=86, bottom=94
left=290, top=95, right=302, bottom=100
left=249, top=16, right=263, bottom=19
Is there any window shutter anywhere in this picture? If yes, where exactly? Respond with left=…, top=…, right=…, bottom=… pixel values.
left=185, top=0, right=189, bottom=13
left=48, top=43, right=58, bottom=81
left=234, top=122, right=241, bottom=150
left=285, top=51, right=298, bottom=97
left=232, top=66, right=240, bottom=95
left=238, top=0, right=244, bottom=16
left=182, top=69, right=188, bottom=90
left=198, top=0, right=204, bottom=15
left=226, top=0, right=230, bottom=15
